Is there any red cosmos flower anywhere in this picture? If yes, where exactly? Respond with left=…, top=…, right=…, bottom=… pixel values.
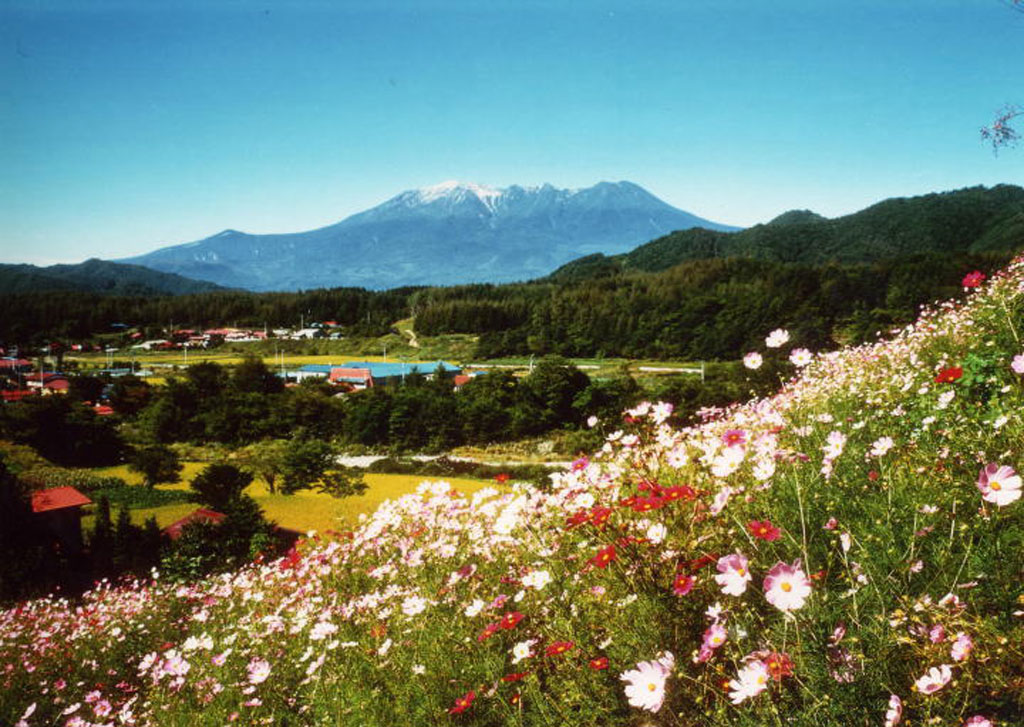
left=934, top=366, right=963, bottom=384
left=449, top=690, right=476, bottom=715
left=631, top=496, right=665, bottom=512
left=501, top=671, right=529, bottom=682
left=495, top=473, right=510, bottom=484
left=477, top=622, right=501, bottom=642
left=672, top=574, right=695, bottom=596
left=565, top=509, right=589, bottom=529
left=868, top=470, right=880, bottom=482
left=546, top=641, right=574, bottom=657
left=500, top=611, right=525, bottom=630
left=590, top=507, right=613, bottom=528
left=962, top=270, right=986, bottom=288
left=589, top=544, right=617, bottom=569
left=589, top=657, right=609, bottom=670
left=762, top=652, right=794, bottom=681
left=662, top=485, right=697, bottom=501
left=747, top=519, right=781, bottom=541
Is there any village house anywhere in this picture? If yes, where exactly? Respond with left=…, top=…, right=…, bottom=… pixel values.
left=31, top=485, right=92, bottom=556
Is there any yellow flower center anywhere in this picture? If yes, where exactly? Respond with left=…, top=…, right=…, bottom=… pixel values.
left=781, top=582, right=792, bottom=592
left=647, top=682, right=657, bottom=691
left=737, top=568, right=746, bottom=576
left=991, top=482, right=1002, bottom=491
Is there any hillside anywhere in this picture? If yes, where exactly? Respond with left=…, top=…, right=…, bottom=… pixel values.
left=0, top=258, right=228, bottom=296
left=2, top=256, right=1022, bottom=726
left=117, top=181, right=739, bottom=291
left=547, top=184, right=1024, bottom=278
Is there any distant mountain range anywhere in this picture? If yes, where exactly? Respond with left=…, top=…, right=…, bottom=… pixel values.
left=117, top=181, right=739, bottom=291
left=0, top=258, right=228, bottom=296
left=547, top=184, right=1024, bottom=282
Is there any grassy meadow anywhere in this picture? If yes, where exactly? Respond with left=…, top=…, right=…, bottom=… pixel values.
left=91, top=462, right=497, bottom=533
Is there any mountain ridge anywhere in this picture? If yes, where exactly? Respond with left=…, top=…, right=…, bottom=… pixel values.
left=0, top=258, right=229, bottom=296
left=116, top=181, right=739, bottom=291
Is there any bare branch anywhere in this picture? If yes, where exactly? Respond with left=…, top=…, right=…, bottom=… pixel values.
left=981, top=104, right=1022, bottom=153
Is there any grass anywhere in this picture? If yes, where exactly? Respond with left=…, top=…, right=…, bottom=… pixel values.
left=89, top=462, right=496, bottom=533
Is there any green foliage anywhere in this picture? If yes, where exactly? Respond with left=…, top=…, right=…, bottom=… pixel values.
left=0, top=458, right=47, bottom=603
left=189, top=463, right=253, bottom=511
left=0, top=397, right=126, bottom=467
left=315, top=467, right=368, bottom=499
left=280, top=439, right=336, bottom=494
left=129, top=445, right=182, bottom=488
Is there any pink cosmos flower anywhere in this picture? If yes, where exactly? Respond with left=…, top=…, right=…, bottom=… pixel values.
left=763, top=560, right=812, bottom=612
left=247, top=658, right=271, bottom=685
left=620, top=652, right=674, bottom=713
left=976, top=463, right=1022, bottom=507
left=743, top=352, right=763, bottom=370
left=964, top=717, right=993, bottom=727
left=728, top=659, right=770, bottom=704
left=913, top=664, right=952, bottom=695
left=961, top=270, right=986, bottom=288
left=884, top=694, right=902, bottom=727
left=789, top=348, right=813, bottom=367
left=722, top=429, right=747, bottom=448
left=950, top=632, right=973, bottom=662
left=1012, top=353, right=1024, bottom=375
left=715, top=553, right=752, bottom=596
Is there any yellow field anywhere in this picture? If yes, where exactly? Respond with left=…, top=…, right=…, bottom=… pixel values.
left=93, top=463, right=495, bottom=533
left=69, top=351, right=427, bottom=370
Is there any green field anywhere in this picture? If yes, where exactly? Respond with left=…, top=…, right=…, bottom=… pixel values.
left=92, top=463, right=497, bottom=533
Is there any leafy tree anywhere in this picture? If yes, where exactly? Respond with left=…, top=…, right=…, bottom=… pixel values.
left=232, top=355, right=284, bottom=395
left=313, top=467, right=367, bottom=499
left=280, top=439, right=335, bottom=494
left=189, top=463, right=253, bottom=511
left=238, top=439, right=290, bottom=494
left=106, top=374, right=152, bottom=416
left=112, top=504, right=136, bottom=571
left=129, top=445, right=182, bottom=488
left=185, top=361, right=228, bottom=399
left=68, top=374, right=105, bottom=404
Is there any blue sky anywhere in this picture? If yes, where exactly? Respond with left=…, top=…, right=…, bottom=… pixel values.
left=1, top=0, right=1021, bottom=265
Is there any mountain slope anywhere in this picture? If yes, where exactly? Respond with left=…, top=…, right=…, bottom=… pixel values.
left=117, top=181, right=739, bottom=291
left=548, top=184, right=1024, bottom=279
left=0, top=258, right=228, bottom=296
left=3, top=256, right=1022, bottom=726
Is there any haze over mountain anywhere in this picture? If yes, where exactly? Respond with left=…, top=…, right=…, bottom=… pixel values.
left=117, top=181, right=739, bottom=291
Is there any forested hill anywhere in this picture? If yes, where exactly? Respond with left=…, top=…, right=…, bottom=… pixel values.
left=0, top=259, right=229, bottom=296
left=547, top=184, right=1024, bottom=281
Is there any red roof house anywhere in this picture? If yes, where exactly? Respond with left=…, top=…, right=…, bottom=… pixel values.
left=329, top=367, right=374, bottom=389
left=32, top=486, right=92, bottom=555
left=31, top=486, right=92, bottom=513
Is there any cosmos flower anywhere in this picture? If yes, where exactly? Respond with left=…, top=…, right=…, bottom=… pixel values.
left=500, top=611, right=525, bottom=630
left=743, top=352, right=763, bottom=369
left=1012, top=353, right=1024, bottom=375
left=589, top=544, right=617, bottom=569
left=545, top=641, right=574, bottom=657
left=951, top=632, right=973, bottom=662
left=511, top=639, right=536, bottom=664
left=747, top=519, right=781, bottom=541
left=521, top=570, right=551, bottom=590
left=789, top=348, right=813, bottom=367
left=448, top=690, right=475, bottom=715
left=884, top=694, right=903, bottom=727
left=620, top=652, right=673, bottom=713
left=963, top=716, right=993, bottom=727
left=961, top=270, right=986, bottom=288
left=672, top=574, right=695, bottom=596
left=765, top=328, right=790, bottom=348
left=976, top=463, right=1023, bottom=507
left=715, top=553, right=752, bottom=596
left=721, top=429, right=747, bottom=448
left=728, top=659, right=770, bottom=704
left=913, top=664, right=952, bottom=695
left=246, top=658, right=271, bottom=685
left=589, top=656, right=609, bottom=670
left=934, top=366, right=963, bottom=384
left=870, top=436, right=894, bottom=457
left=763, top=561, right=812, bottom=611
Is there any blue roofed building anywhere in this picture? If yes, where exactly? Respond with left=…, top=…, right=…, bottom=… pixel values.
left=337, top=361, right=461, bottom=388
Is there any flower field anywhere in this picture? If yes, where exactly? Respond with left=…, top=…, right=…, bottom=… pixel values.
left=3, top=259, right=1023, bottom=726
